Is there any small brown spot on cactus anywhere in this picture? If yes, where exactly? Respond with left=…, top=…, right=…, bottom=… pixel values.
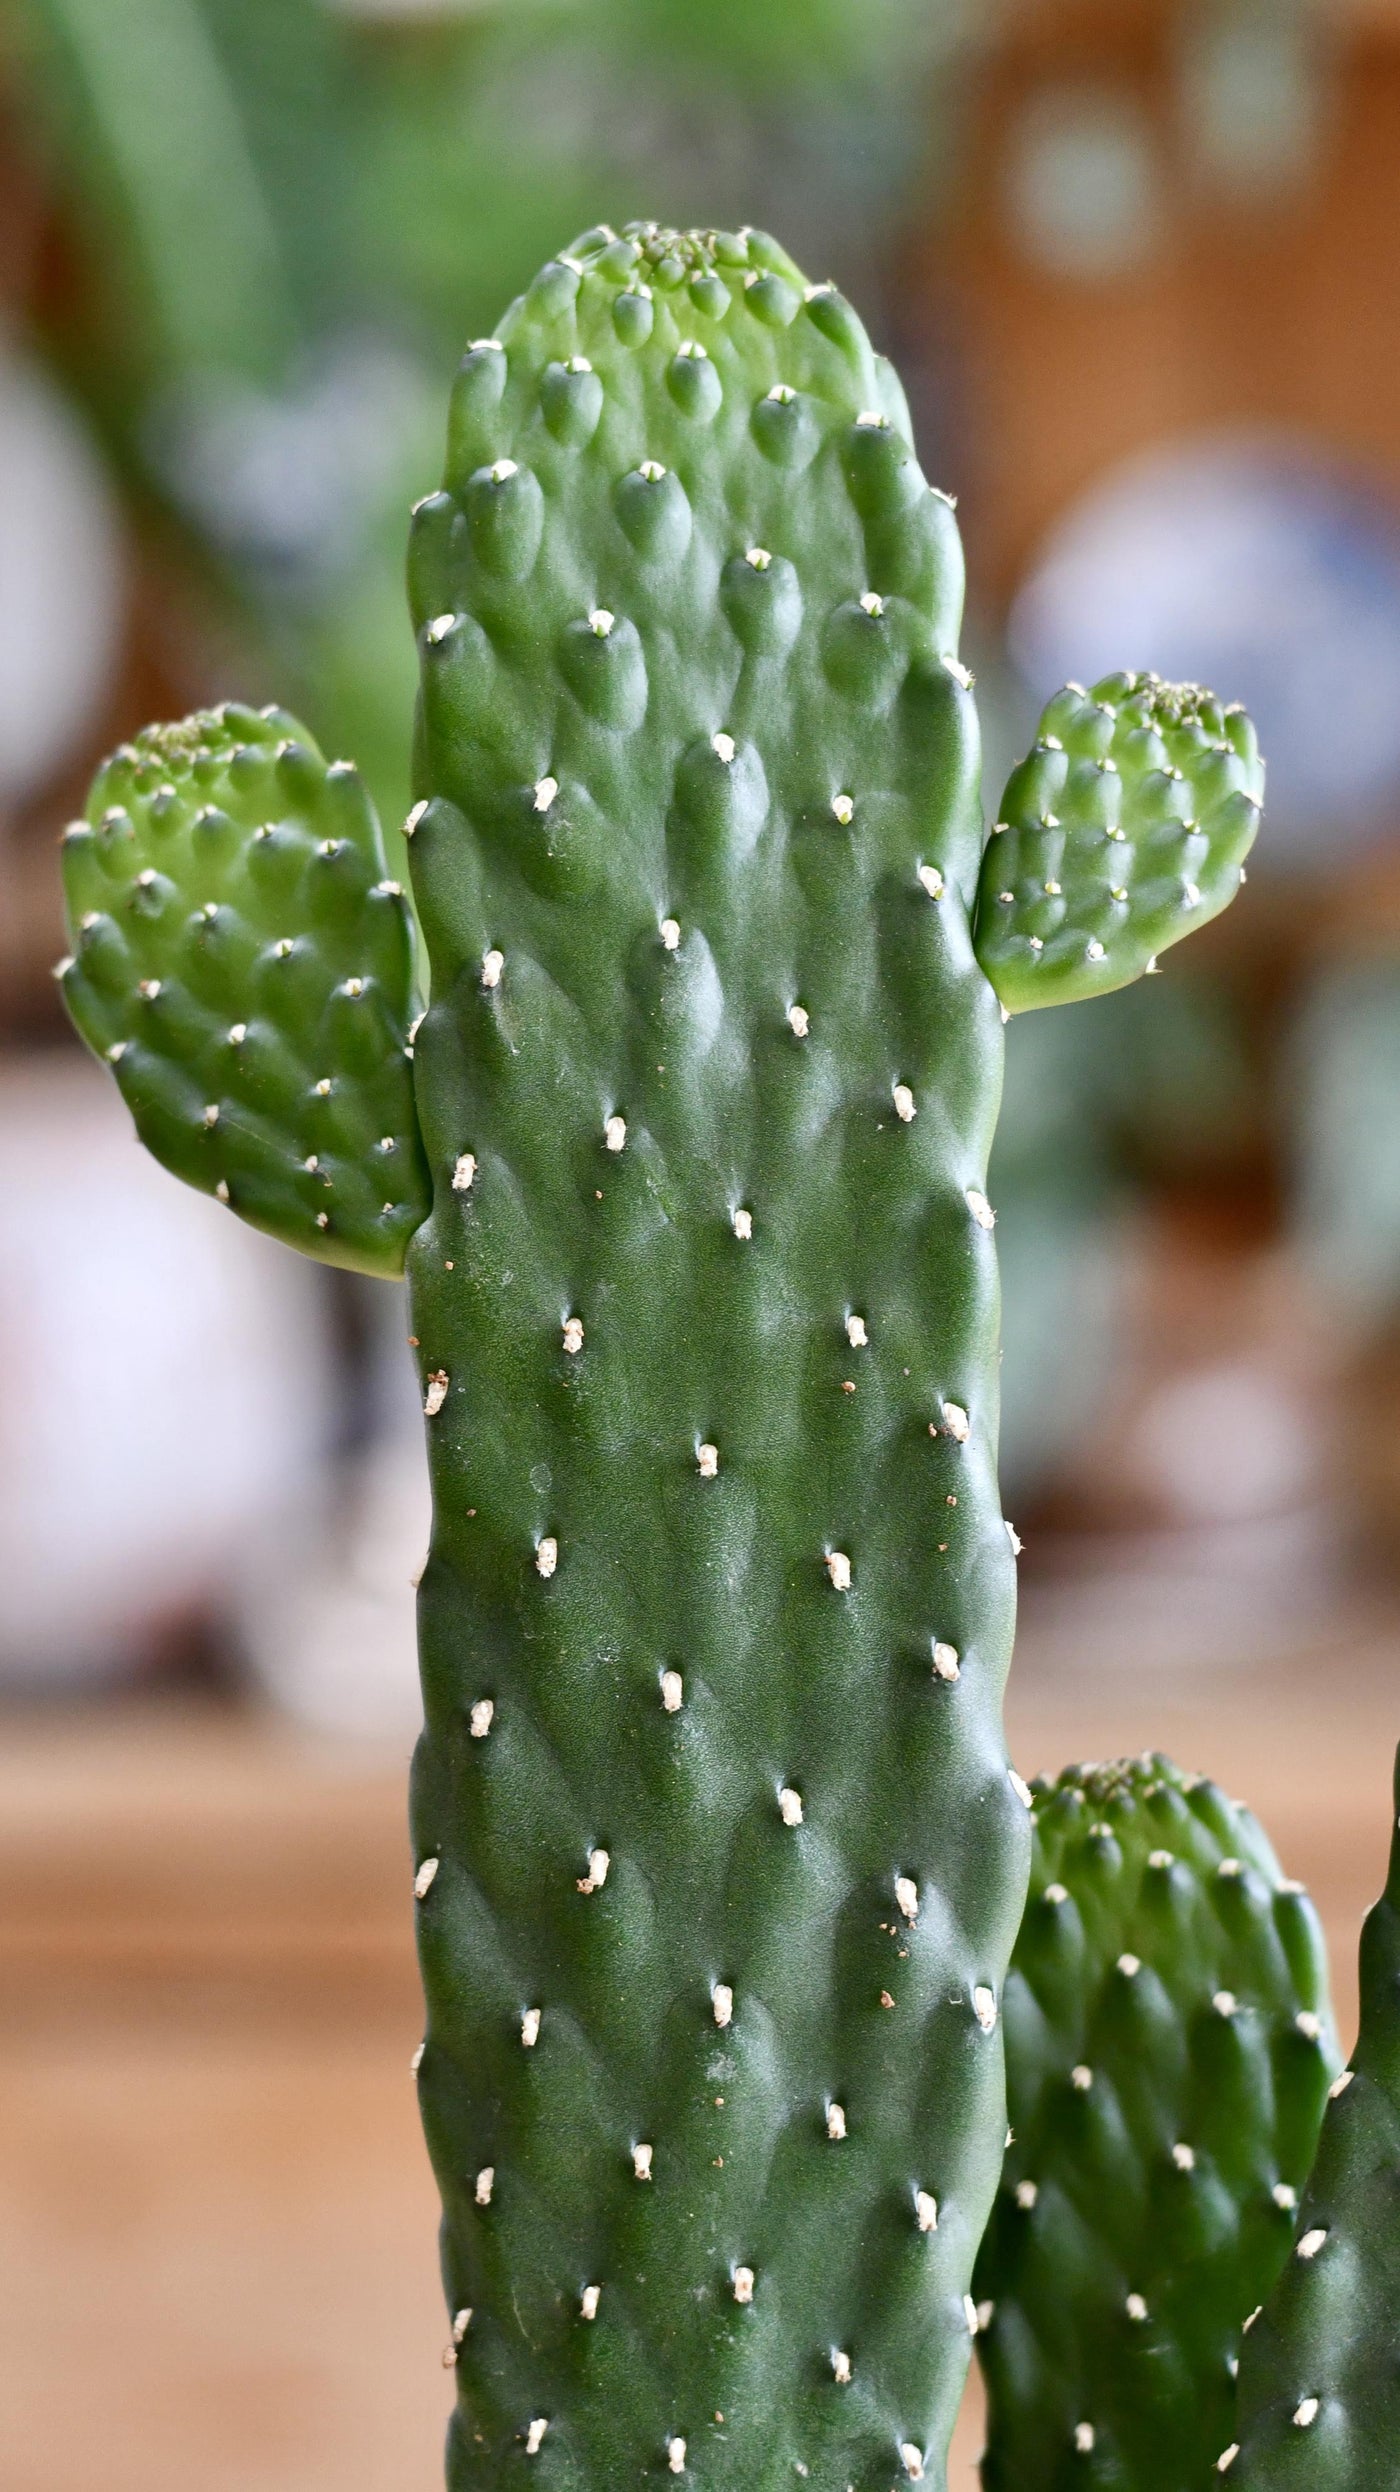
left=521, top=2008, right=541, bottom=2048
left=481, top=948, right=504, bottom=989
left=697, top=1443, right=719, bottom=1478
left=825, top=1550, right=852, bottom=1591
left=525, top=2420, right=547, bottom=2455
left=893, top=1083, right=916, bottom=1122
left=880, top=1990, right=895, bottom=2009
left=470, top=1699, right=494, bottom=1738
left=604, top=1115, right=627, bottom=1153
left=580, top=2284, right=601, bottom=2320
left=563, top=1316, right=584, bottom=1355
left=424, top=1372, right=449, bottom=1417
left=660, top=1670, right=683, bottom=1713
left=916, top=2190, right=938, bottom=2233
left=414, top=1857, right=439, bottom=1900
left=474, top=2166, right=493, bottom=2204
left=633, top=2142, right=654, bottom=2180
left=826, top=2103, right=846, bottom=2140
left=535, top=1538, right=558, bottom=1579
left=831, top=2348, right=852, bottom=2384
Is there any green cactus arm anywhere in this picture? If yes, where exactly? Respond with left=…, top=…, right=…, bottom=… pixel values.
left=1230, top=1744, right=1400, bottom=2485
left=972, top=1755, right=1339, bottom=2491
left=404, top=221, right=1027, bottom=2492
left=58, top=702, right=430, bottom=1278
left=972, top=675, right=1264, bottom=1014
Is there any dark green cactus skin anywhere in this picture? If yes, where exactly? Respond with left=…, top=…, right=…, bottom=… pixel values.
left=1231, top=1745, right=1400, bottom=2486
left=58, top=703, right=429, bottom=1277
left=403, top=221, right=1029, bottom=2492
left=971, top=676, right=1263, bottom=1014
left=973, top=1755, right=1339, bottom=2492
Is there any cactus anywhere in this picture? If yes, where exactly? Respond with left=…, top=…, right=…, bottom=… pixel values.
left=57, top=220, right=1261, bottom=2492
left=972, top=678, right=1262, bottom=1013
left=973, top=1756, right=1338, bottom=2491
left=57, top=704, right=428, bottom=1276
left=1229, top=1744, right=1400, bottom=2484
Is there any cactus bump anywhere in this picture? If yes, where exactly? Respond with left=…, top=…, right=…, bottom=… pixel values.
left=975, top=1756, right=1338, bottom=2490
left=57, top=220, right=1264, bottom=2491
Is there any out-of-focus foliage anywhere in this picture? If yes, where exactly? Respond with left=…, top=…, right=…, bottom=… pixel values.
left=9, top=0, right=969, bottom=823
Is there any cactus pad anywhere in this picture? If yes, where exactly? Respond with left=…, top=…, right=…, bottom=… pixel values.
left=58, top=703, right=429, bottom=1276
left=404, top=220, right=1027, bottom=2492
left=974, top=1754, right=1338, bottom=2490
left=972, top=675, right=1263, bottom=1014
left=1230, top=1745, right=1400, bottom=2486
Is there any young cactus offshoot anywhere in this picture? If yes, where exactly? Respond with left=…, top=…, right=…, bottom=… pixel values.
left=56, top=218, right=1263, bottom=2492
left=975, top=1756, right=1338, bottom=2491
left=58, top=703, right=428, bottom=1276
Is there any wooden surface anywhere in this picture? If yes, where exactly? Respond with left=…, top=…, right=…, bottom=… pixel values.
left=2, top=1619, right=1395, bottom=2490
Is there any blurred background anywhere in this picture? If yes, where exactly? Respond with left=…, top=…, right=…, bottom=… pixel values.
left=2, top=0, right=1399, bottom=2483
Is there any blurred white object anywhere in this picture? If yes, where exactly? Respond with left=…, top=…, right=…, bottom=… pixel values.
left=1012, top=436, right=1400, bottom=858
left=1004, top=84, right=1164, bottom=279
left=0, top=1055, right=334, bottom=1690
left=0, top=353, right=122, bottom=802
left=237, top=1427, right=428, bottom=1740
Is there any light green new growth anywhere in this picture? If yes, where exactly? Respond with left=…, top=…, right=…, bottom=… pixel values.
left=58, top=702, right=429, bottom=1275
left=972, top=674, right=1263, bottom=1013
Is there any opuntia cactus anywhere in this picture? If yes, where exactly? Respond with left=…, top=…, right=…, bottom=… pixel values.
left=974, top=1755, right=1338, bottom=2491
left=1229, top=1743, right=1400, bottom=2484
left=57, top=220, right=1262, bottom=2492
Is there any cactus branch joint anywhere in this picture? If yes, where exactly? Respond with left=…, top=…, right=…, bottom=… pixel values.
left=62, top=218, right=1386, bottom=2492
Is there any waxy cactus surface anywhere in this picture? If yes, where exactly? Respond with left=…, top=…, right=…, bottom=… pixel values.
left=58, top=705, right=428, bottom=1275
left=405, top=219, right=1026, bottom=2492
left=55, top=218, right=1265, bottom=2492
left=1231, top=1745, right=1400, bottom=2485
left=974, top=1756, right=1338, bottom=2491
